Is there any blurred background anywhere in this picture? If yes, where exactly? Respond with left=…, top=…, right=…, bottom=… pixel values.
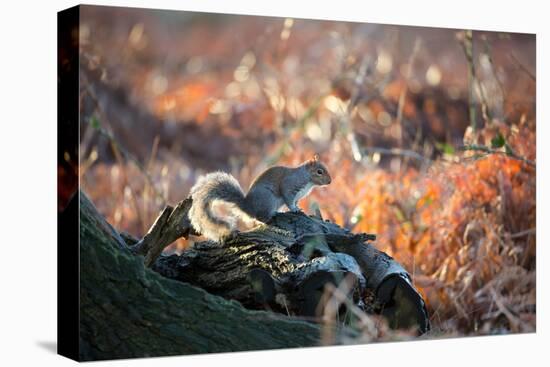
left=78, top=5, right=535, bottom=337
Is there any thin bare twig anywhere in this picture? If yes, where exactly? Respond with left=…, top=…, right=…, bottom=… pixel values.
left=488, top=286, right=521, bottom=333
left=460, top=144, right=535, bottom=168
left=396, top=38, right=422, bottom=131
left=362, top=146, right=432, bottom=164
left=459, top=30, right=493, bottom=126
left=482, top=37, right=506, bottom=115
left=509, top=228, right=536, bottom=239
left=459, top=30, right=477, bottom=131
left=342, top=56, right=371, bottom=162
left=510, top=52, right=536, bottom=82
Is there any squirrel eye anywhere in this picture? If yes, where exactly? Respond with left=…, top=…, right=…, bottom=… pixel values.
left=317, top=169, right=323, bottom=175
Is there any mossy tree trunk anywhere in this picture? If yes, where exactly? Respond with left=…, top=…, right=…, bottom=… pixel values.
left=78, top=192, right=327, bottom=361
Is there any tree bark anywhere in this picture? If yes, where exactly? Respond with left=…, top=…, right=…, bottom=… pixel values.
left=152, top=222, right=367, bottom=317
left=133, top=195, right=429, bottom=333
left=78, top=192, right=329, bottom=361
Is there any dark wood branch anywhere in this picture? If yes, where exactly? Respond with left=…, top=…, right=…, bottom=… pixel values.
left=130, top=197, right=196, bottom=266
left=270, top=212, right=430, bottom=332
left=133, top=198, right=429, bottom=334
left=153, top=223, right=367, bottom=318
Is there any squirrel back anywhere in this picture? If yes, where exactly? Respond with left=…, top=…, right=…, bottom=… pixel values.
left=188, top=155, right=331, bottom=242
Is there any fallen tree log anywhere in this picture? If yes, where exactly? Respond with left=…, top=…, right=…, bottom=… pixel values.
left=78, top=192, right=338, bottom=361
left=152, top=223, right=367, bottom=317
left=129, top=195, right=430, bottom=334
left=78, top=188, right=429, bottom=360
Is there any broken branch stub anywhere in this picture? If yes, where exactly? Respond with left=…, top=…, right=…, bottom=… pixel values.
left=131, top=198, right=196, bottom=267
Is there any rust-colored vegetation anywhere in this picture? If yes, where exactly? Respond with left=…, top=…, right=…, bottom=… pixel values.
left=78, top=6, right=536, bottom=337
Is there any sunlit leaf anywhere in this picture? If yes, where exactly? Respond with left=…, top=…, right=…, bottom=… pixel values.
left=491, top=133, right=506, bottom=148
left=436, top=142, right=455, bottom=155
left=90, top=116, right=100, bottom=130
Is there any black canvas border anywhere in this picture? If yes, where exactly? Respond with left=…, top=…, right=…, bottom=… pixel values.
left=57, top=4, right=80, bottom=361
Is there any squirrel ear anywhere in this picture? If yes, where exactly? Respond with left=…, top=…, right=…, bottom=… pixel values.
left=306, top=153, right=320, bottom=165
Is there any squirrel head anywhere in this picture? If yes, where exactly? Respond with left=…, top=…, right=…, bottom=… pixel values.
left=304, top=154, right=332, bottom=186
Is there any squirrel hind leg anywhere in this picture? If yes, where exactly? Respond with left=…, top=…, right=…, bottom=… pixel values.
left=239, top=214, right=265, bottom=228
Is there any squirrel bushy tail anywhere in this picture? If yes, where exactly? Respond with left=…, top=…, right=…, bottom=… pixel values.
left=188, top=171, right=249, bottom=242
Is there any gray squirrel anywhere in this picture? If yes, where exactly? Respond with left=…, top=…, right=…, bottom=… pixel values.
left=188, top=154, right=332, bottom=242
